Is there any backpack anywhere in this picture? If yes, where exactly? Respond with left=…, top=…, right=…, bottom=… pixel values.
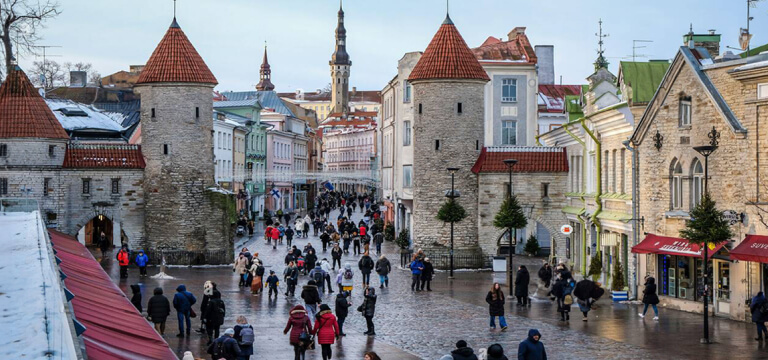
left=760, top=301, right=768, bottom=315
left=297, top=258, right=305, bottom=268
left=239, top=326, right=255, bottom=346
left=564, top=294, right=573, bottom=305
left=256, top=265, right=265, bottom=277
left=344, top=269, right=354, bottom=280
left=212, top=338, right=226, bottom=358
left=313, top=270, right=325, bottom=284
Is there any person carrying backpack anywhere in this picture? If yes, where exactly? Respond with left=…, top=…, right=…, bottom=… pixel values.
left=233, top=316, right=254, bottom=360
left=751, top=291, right=768, bottom=340
left=203, top=291, right=226, bottom=345
left=551, top=273, right=572, bottom=321
left=341, top=264, right=355, bottom=295
left=309, top=263, right=327, bottom=294
left=207, top=328, right=241, bottom=360
left=249, top=260, right=265, bottom=295
left=301, top=280, right=322, bottom=325
left=358, top=251, right=375, bottom=287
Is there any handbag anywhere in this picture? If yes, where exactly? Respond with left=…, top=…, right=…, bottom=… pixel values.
left=190, top=308, right=197, bottom=318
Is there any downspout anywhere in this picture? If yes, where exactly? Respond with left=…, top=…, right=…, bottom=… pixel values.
left=563, top=123, right=589, bottom=275
left=580, top=119, right=603, bottom=243
left=535, top=135, right=543, bottom=146
left=623, top=139, right=638, bottom=299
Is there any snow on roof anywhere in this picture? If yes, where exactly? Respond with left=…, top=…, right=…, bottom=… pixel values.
left=46, top=98, right=126, bottom=132
left=733, top=59, right=768, bottom=72
left=0, top=205, right=78, bottom=359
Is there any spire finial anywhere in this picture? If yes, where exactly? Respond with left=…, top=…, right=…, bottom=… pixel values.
left=340, top=0, right=342, bottom=11
left=443, top=0, right=454, bottom=25
left=593, top=18, right=610, bottom=71
left=174, top=0, right=176, bottom=18
left=170, top=0, right=180, bottom=28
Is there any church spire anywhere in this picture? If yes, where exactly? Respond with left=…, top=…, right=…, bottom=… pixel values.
left=256, top=42, right=275, bottom=91
left=331, top=0, right=350, bottom=65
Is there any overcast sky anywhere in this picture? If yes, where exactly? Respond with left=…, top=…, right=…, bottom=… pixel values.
left=18, top=0, right=768, bottom=92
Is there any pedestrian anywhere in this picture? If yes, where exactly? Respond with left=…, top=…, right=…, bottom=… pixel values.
left=98, top=231, right=109, bottom=259
left=172, top=284, right=196, bottom=337
left=249, top=259, right=265, bottom=295
left=346, top=206, right=352, bottom=218
left=295, top=218, right=304, bottom=238
left=278, top=223, right=286, bottom=244
left=285, top=251, right=296, bottom=266
left=286, top=225, right=295, bottom=248
left=135, top=250, right=149, bottom=277
left=448, top=340, right=478, bottom=360
left=271, top=225, right=280, bottom=250
left=638, top=275, right=660, bottom=321
left=335, top=290, right=351, bottom=336
left=342, top=232, right=351, bottom=254
left=265, top=225, right=273, bottom=244
left=358, top=251, right=374, bottom=287
left=409, top=256, right=424, bottom=291
left=751, top=291, right=768, bottom=340
left=374, top=255, right=391, bottom=289
left=309, top=262, right=328, bottom=294
left=486, top=343, right=508, bottom=360
left=515, top=265, right=530, bottom=306
left=551, top=274, right=573, bottom=321
left=233, top=316, right=254, bottom=360
left=301, top=280, right=322, bottom=324
left=147, top=287, right=170, bottom=335
left=199, top=281, right=220, bottom=334
left=573, top=279, right=604, bottom=321
left=266, top=270, right=280, bottom=298
left=130, top=284, right=143, bottom=313
left=352, top=232, right=362, bottom=255
left=331, top=243, right=343, bottom=270
left=305, top=250, right=318, bottom=276
left=284, top=304, right=312, bottom=360
left=247, top=219, right=254, bottom=237
left=116, top=245, right=130, bottom=279
left=234, top=254, right=249, bottom=287
left=373, top=231, right=384, bottom=255
left=364, top=352, right=382, bottom=360
left=420, top=257, right=434, bottom=291
left=202, top=291, right=225, bottom=345
left=207, top=328, right=242, bottom=360
left=341, top=263, right=354, bottom=295
left=320, top=231, right=331, bottom=252
left=486, top=283, right=508, bottom=331
left=320, top=258, right=334, bottom=293
left=360, top=287, right=377, bottom=336
left=284, top=261, right=299, bottom=297
left=303, top=215, right=311, bottom=238
left=517, top=329, right=546, bottom=360
left=538, top=261, right=553, bottom=296
left=313, top=304, right=340, bottom=360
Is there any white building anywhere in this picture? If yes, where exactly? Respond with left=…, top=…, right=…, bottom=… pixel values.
left=213, top=111, right=242, bottom=190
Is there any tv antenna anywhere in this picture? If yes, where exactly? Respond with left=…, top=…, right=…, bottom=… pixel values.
left=32, top=45, right=62, bottom=88
left=632, top=40, right=653, bottom=62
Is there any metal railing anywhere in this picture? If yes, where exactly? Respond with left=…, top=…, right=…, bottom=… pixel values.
left=148, top=249, right=232, bottom=266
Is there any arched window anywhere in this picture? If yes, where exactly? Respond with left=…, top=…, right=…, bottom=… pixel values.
left=691, top=158, right=704, bottom=208
left=671, top=159, right=683, bottom=209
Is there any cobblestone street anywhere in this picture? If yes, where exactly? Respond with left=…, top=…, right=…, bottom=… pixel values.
left=104, top=209, right=768, bottom=359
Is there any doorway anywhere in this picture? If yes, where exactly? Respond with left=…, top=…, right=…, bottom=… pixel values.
left=714, top=259, right=731, bottom=315
left=83, top=215, right=113, bottom=247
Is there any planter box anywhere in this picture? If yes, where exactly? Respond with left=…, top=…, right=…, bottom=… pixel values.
left=612, top=290, right=628, bottom=302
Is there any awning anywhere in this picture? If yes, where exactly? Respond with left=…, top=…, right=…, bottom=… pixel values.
left=49, top=230, right=178, bottom=360
left=596, top=211, right=632, bottom=222
left=631, top=233, right=725, bottom=258
left=730, top=235, right=768, bottom=263
left=562, top=206, right=585, bottom=215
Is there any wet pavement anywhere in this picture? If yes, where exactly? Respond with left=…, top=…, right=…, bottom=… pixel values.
left=100, top=208, right=768, bottom=359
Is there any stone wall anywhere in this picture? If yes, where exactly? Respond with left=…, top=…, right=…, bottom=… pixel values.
left=411, top=79, right=485, bottom=257
left=0, top=138, right=68, bottom=167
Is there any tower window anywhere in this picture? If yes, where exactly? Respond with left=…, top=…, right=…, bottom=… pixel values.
left=163, top=144, right=169, bottom=155
left=151, top=108, right=156, bottom=118
left=44, top=178, right=51, bottom=196
left=457, top=103, right=463, bottom=113
left=196, top=107, right=200, bottom=118
left=542, top=183, right=550, bottom=198
left=0, top=144, right=7, bottom=157
left=82, top=179, right=90, bottom=195
left=476, top=140, right=479, bottom=150
left=48, top=145, right=55, bottom=157
left=435, top=140, right=440, bottom=151
left=418, top=103, right=422, bottom=114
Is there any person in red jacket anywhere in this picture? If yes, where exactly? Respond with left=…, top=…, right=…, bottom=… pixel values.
left=284, top=305, right=312, bottom=360
left=271, top=226, right=280, bottom=250
left=312, top=304, right=340, bottom=360
left=116, top=245, right=130, bottom=278
left=265, top=225, right=273, bottom=244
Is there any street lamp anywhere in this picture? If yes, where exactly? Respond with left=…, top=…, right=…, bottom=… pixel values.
left=503, top=159, right=518, bottom=297
left=446, top=167, right=460, bottom=279
left=693, top=144, right=717, bottom=344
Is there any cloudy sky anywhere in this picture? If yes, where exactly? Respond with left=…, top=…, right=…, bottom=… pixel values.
left=17, top=0, right=768, bottom=92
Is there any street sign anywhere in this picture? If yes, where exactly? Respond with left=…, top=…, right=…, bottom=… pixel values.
left=560, top=224, right=573, bottom=235
left=722, top=210, right=742, bottom=225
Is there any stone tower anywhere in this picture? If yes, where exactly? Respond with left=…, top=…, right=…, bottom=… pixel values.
left=408, top=14, right=489, bottom=258
left=136, top=17, right=232, bottom=264
left=255, top=45, right=275, bottom=91
left=329, top=1, right=351, bottom=114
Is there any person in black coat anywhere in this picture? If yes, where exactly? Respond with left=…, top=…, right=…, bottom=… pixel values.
left=515, top=266, right=530, bottom=306
left=551, top=274, right=571, bottom=321
left=335, top=291, right=351, bottom=336
left=639, top=276, right=660, bottom=320
left=420, top=257, right=434, bottom=291
left=517, top=329, right=547, bottom=360
left=146, top=287, right=171, bottom=335
left=538, top=262, right=553, bottom=288
left=751, top=291, right=768, bottom=340
left=130, top=284, right=142, bottom=313
left=361, top=287, right=377, bottom=335
left=485, top=283, right=507, bottom=331
left=449, top=340, right=479, bottom=360
left=203, top=291, right=226, bottom=345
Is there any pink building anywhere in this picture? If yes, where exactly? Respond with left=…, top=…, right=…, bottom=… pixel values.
left=321, top=111, right=377, bottom=193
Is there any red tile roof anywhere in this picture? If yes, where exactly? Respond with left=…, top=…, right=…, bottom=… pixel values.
left=63, top=143, right=146, bottom=169
left=409, top=16, right=489, bottom=82
left=136, top=19, right=217, bottom=85
left=472, top=31, right=537, bottom=64
left=471, top=146, right=569, bottom=174
left=0, top=68, right=68, bottom=139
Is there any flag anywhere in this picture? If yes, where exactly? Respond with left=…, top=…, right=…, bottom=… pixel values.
left=270, top=188, right=281, bottom=199
left=323, top=181, right=334, bottom=191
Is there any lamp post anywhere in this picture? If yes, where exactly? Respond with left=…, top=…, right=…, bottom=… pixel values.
left=503, top=159, right=518, bottom=297
left=446, top=167, right=460, bottom=279
left=693, top=144, right=717, bottom=344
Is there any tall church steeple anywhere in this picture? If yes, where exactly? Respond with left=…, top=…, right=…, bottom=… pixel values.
left=330, top=0, right=351, bottom=115
left=256, top=44, right=275, bottom=91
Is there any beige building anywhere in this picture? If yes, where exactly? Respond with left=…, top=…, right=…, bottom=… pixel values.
left=280, top=89, right=380, bottom=121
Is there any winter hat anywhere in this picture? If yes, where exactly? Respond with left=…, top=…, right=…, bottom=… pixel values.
left=486, top=344, right=505, bottom=360
left=456, top=340, right=468, bottom=348
left=319, top=304, right=331, bottom=312
left=182, top=351, right=194, bottom=360
left=224, top=328, right=235, bottom=336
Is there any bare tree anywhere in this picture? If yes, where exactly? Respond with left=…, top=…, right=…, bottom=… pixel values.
left=0, top=0, right=61, bottom=75
left=88, top=70, right=101, bottom=86
left=64, top=61, right=91, bottom=73
left=28, top=58, right=63, bottom=89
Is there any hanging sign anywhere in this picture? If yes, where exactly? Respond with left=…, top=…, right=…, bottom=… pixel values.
left=560, top=224, right=573, bottom=235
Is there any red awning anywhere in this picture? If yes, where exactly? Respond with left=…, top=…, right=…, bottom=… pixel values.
left=49, top=230, right=177, bottom=360
left=730, top=235, right=768, bottom=263
left=631, top=233, right=725, bottom=258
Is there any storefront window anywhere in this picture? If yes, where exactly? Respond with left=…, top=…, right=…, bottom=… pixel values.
left=657, top=255, right=702, bottom=301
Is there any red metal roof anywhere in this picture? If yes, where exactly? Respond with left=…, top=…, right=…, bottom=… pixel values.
left=409, top=16, right=489, bottom=82
left=49, top=230, right=177, bottom=360
left=632, top=233, right=725, bottom=258
left=471, top=147, right=569, bottom=174
left=63, top=143, right=146, bottom=169
left=136, top=19, right=217, bottom=85
left=0, top=67, right=69, bottom=139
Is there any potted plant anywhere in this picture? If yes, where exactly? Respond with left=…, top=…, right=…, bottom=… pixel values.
left=588, top=250, right=602, bottom=282
left=523, top=234, right=540, bottom=256
left=384, top=223, right=395, bottom=242
left=611, top=258, right=628, bottom=302
left=395, top=228, right=410, bottom=251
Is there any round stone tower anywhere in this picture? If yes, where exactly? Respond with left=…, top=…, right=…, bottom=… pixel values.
left=136, top=17, right=231, bottom=264
left=408, top=14, right=489, bottom=261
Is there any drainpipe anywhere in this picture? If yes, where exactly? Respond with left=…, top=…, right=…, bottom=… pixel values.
left=563, top=122, right=589, bottom=275
left=535, top=135, right=543, bottom=146
left=623, top=139, right=639, bottom=299
left=580, top=119, right=603, bottom=242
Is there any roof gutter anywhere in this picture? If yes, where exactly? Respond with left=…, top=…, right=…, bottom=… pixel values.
left=580, top=119, right=603, bottom=248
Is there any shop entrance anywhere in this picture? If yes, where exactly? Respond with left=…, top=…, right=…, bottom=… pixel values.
left=714, top=259, right=731, bottom=315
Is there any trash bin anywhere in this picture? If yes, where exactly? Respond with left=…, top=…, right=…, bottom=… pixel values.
left=493, top=256, right=506, bottom=272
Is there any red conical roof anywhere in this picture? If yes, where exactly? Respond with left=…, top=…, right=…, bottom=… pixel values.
left=136, top=19, right=217, bottom=85
left=409, top=16, right=489, bottom=82
left=0, top=67, right=68, bottom=139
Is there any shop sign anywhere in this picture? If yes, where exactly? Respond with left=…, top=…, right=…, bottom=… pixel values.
left=560, top=224, right=573, bottom=235
left=722, top=210, right=742, bottom=225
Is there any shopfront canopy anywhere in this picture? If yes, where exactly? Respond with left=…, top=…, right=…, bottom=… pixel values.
left=730, top=235, right=768, bottom=263
left=631, top=233, right=725, bottom=258
left=49, top=230, right=178, bottom=360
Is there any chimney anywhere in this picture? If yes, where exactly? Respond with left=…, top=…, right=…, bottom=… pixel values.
left=683, top=28, right=721, bottom=57
left=534, top=45, right=555, bottom=85
left=69, top=71, right=87, bottom=88
left=508, top=27, right=526, bottom=41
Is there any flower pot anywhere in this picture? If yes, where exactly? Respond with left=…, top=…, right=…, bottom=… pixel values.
left=612, top=290, right=628, bottom=302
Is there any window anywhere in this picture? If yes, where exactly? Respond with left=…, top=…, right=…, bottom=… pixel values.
left=502, top=79, right=517, bottom=102
left=604, top=150, right=609, bottom=191
left=82, top=179, right=91, bottom=195
left=657, top=255, right=699, bottom=301
left=0, top=144, right=7, bottom=157
left=0, top=178, right=6, bottom=195
left=671, top=159, right=683, bottom=209
left=403, top=80, right=411, bottom=102
left=679, top=96, right=691, bottom=126
left=196, top=107, right=200, bottom=118
left=612, top=150, right=617, bottom=193
left=403, top=165, right=413, bottom=188
left=542, top=183, right=550, bottom=198
left=163, top=144, right=169, bottom=155
left=151, top=108, right=156, bottom=118
left=502, top=121, right=516, bottom=145
left=691, top=159, right=704, bottom=208
left=620, top=148, right=626, bottom=194
left=418, top=103, right=422, bottom=114
left=44, top=178, right=51, bottom=196
left=476, top=140, right=479, bottom=150
left=435, top=140, right=440, bottom=151
left=457, top=103, right=463, bottom=114
left=759, top=83, right=768, bottom=99
left=47, top=145, right=55, bottom=158
left=403, top=121, right=412, bottom=146
left=111, top=178, right=120, bottom=194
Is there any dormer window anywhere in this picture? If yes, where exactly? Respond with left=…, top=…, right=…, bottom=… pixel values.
left=679, top=96, right=691, bottom=127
